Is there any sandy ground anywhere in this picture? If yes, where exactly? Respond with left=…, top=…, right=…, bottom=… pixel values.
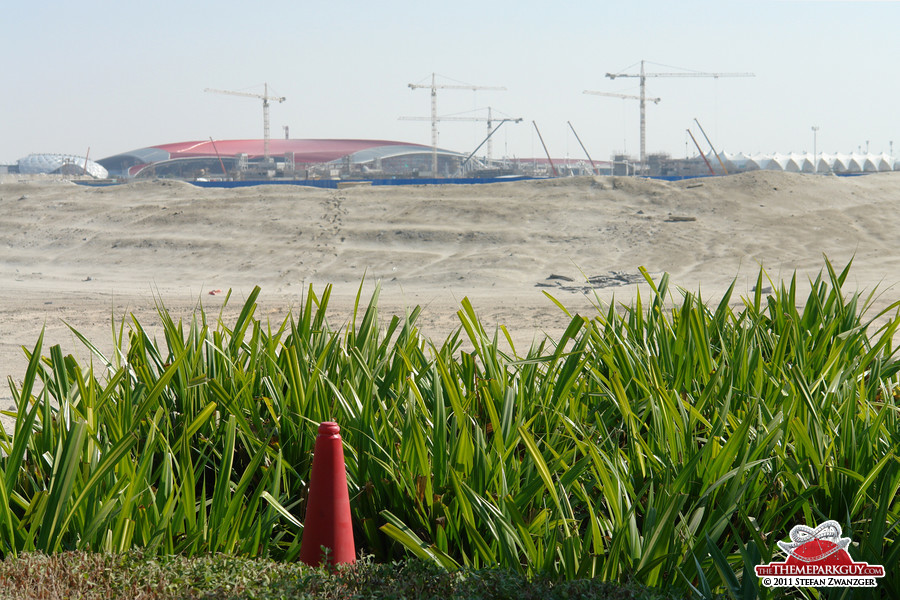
left=3, top=172, right=900, bottom=430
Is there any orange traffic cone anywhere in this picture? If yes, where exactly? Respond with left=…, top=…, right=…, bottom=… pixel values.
left=299, top=421, right=356, bottom=567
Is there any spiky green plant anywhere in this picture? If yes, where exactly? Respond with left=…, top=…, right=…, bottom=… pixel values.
left=2, top=260, right=899, bottom=599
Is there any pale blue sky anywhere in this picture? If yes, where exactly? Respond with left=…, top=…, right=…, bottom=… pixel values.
left=2, top=1, right=898, bottom=164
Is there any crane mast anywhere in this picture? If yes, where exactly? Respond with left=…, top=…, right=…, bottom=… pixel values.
left=584, top=89, right=660, bottom=173
left=407, top=73, right=506, bottom=175
left=604, top=60, right=754, bottom=174
left=204, top=83, right=286, bottom=162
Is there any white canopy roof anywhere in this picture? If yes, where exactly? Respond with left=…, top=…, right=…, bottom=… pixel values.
left=711, top=151, right=897, bottom=174
left=17, top=153, right=109, bottom=178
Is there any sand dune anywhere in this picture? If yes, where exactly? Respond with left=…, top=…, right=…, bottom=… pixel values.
left=3, top=172, right=900, bottom=423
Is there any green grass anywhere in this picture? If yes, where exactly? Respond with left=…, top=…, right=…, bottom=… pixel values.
left=0, top=552, right=685, bottom=599
left=2, top=259, right=899, bottom=599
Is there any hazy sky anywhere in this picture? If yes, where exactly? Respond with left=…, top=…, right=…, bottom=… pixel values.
left=2, top=1, right=898, bottom=164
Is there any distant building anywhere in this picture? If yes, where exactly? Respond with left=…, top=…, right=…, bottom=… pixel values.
left=96, top=139, right=479, bottom=180
left=643, top=151, right=899, bottom=177
left=16, top=153, right=108, bottom=178
left=503, top=157, right=611, bottom=177
left=721, top=151, right=898, bottom=174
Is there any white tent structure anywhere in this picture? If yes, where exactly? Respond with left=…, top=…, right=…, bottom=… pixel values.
left=709, top=151, right=897, bottom=174
left=17, top=153, right=109, bottom=178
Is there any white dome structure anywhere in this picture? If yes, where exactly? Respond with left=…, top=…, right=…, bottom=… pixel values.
left=719, top=151, right=751, bottom=172
left=746, top=153, right=773, bottom=171
left=17, top=153, right=108, bottom=178
left=875, top=153, right=894, bottom=171
left=815, top=155, right=832, bottom=173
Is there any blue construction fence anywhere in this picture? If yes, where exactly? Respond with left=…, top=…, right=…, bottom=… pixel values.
left=190, top=176, right=541, bottom=189
left=75, top=172, right=872, bottom=189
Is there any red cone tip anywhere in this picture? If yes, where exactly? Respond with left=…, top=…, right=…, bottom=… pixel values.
left=318, top=421, right=341, bottom=436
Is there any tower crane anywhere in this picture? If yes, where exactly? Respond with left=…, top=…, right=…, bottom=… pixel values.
left=407, top=73, right=506, bottom=175
left=604, top=60, right=754, bottom=174
left=204, top=83, right=286, bottom=162
left=583, top=91, right=660, bottom=169
left=399, top=107, right=522, bottom=164
left=584, top=91, right=661, bottom=104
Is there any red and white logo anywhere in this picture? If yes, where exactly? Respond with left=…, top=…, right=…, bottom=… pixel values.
left=755, top=520, right=884, bottom=588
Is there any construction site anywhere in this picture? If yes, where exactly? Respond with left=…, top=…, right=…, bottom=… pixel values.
left=7, top=64, right=899, bottom=183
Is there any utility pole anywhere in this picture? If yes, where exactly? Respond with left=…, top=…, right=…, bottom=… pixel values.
left=567, top=121, right=599, bottom=175
left=532, top=121, right=558, bottom=177
left=811, top=126, right=819, bottom=173
left=694, top=118, right=727, bottom=175
left=604, top=60, right=754, bottom=174
left=407, top=74, right=506, bottom=176
left=687, top=129, right=715, bottom=175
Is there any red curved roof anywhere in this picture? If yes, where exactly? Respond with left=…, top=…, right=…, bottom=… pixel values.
left=154, top=139, right=424, bottom=162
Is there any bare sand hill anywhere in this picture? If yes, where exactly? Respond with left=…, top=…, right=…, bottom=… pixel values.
left=3, top=172, right=900, bottom=425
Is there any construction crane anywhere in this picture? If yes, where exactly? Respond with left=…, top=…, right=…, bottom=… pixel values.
left=399, top=107, right=522, bottom=164
left=204, top=83, right=286, bottom=162
left=584, top=90, right=660, bottom=161
left=583, top=91, right=659, bottom=172
left=407, top=73, right=506, bottom=175
left=584, top=90, right=661, bottom=104
left=604, top=60, right=754, bottom=174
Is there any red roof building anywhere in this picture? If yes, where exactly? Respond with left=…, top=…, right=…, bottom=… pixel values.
left=98, top=139, right=470, bottom=179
